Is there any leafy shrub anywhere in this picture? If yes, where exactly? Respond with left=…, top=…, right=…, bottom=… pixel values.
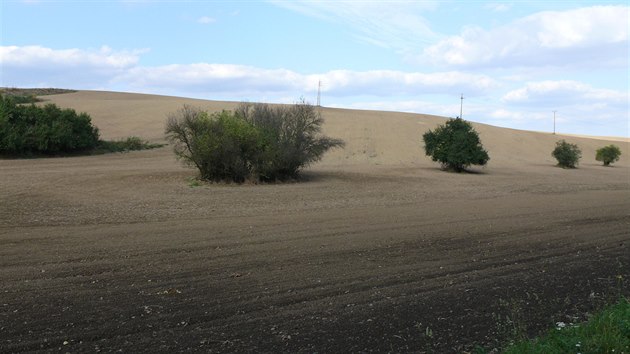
left=165, top=106, right=262, bottom=183
left=422, top=117, right=489, bottom=172
left=0, top=94, right=100, bottom=155
left=596, top=144, right=621, bottom=166
left=165, top=101, right=344, bottom=183
left=552, top=140, right=581, bottom=168
left=7, top=94, right=40, bottom=104
left=236, top=101, right=344, bottom=181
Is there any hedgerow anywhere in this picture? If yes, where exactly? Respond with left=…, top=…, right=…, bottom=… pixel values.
left=0, top=94, right=99, bottom=155
left=0, top=94, right=161, bottom=157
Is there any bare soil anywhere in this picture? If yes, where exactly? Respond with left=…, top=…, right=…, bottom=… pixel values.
left=1, top=149, right=628, bottom=353
left=1, top=91, right=629, bottom=353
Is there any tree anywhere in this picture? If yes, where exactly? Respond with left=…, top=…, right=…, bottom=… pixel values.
left=0, top=94, right=100, bottom=155
left=595, top=145, right=621, bottom=166
left=236, top=101, right=344, bottom=181
left=165, top=101, right=344, bottom=183
left=165, top=105, right=262, bottom=183
left=551, top=140, right=581, bottom=168
left=422, top=117, right=489, bottom=172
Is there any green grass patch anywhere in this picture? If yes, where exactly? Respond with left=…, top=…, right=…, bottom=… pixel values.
left=479, top=297, right=629, bottom=353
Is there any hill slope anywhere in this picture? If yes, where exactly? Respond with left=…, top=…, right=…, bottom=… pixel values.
left=40, top=90, right=628, bottom=170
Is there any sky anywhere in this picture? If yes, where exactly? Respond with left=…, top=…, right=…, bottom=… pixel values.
left=1, top=0, right=628, bottom=137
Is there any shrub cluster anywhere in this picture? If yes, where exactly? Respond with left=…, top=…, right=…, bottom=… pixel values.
left=596, top=144, right=622, bottom=166
left=0, top=94, right=100, bottom=155
left=552, top=140, right=582, bottom=168
left=165, top=101, right=344, bottom=183
left=422, top=117, right=489, bottom=172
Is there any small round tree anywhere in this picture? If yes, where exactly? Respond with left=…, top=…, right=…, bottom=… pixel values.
left=552, top=140, right=581, bottom=168
left=422, top=117, right=489, bottom=172
left=595, top=144, right=621, bottom=166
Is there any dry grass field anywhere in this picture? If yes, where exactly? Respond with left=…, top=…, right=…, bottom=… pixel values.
left=1, top=91, right=629, bottom=352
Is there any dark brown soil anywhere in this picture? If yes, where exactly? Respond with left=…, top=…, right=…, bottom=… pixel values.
left=1, top=149, right=629, bottom=353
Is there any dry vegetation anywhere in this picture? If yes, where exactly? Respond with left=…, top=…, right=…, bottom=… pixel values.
left=1, top=90, right=628, bottom=352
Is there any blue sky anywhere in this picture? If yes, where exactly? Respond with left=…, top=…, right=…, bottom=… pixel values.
left=1, top=1, right=628, bottom=136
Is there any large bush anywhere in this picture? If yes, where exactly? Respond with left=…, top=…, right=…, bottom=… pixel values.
left=552, top=140, right=581, bottom=168
left=422, top=117, right=489, bottom=172
left=236, top=101, right=344, bottom=181
left=0, top=94, right=100, bottom=155
left=595, top=144, right=621, bottom=166
left=165, top=102, right=344, bottom=183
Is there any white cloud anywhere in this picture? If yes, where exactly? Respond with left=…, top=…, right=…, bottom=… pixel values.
left=1, top=45, right=142, bottom=68
left=119, top=64, right=498, bottom=98
left=485, top=3, right=510, bottom=12
left=502, top=80, right=627, bottom=106
left=269, top=0, right=439, bottom=50
left=317, top=70, right=498, bottom=96
left=423, top=5, right=629, bottom=68
left=0, top=45, right=146, bottom=88
left=119, top=64, right=305, bottom=94
left=0, top=45, right=496, bottom=98
left=197, top=16, right=215, bottom=24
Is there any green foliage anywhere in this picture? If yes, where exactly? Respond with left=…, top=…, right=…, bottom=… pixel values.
left=501, top=298, right=630, bottom=354
left=165, top=102, right=344, bottom=183
left=0, top=87, right=76, bottom=98
left=596, top=144, right=622, bottom=166
left=0, top=94, right=100, bottom=155
left=165, top=106, right=263, bottom=183
left=422, top=117, right=489, bottom=172
left=8, top=94, right=40, bottom=104
left=236, top=101, right=345, bottom=181
left=551, top=140, right=581, bottom=168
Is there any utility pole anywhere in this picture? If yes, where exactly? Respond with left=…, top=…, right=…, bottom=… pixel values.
left=553, top=110, right=557, bottom=134
left=460, top=93, right=464, bottom=118
left=317, top=80, right=322, bottom=107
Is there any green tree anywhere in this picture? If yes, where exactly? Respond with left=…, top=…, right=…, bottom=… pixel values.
left=165, top=102, right=344, bottom=183
left=422, top=117, right=489, bottom=172
left=236, top=101, right=345, bottom=181
left=595, top=144, right=621, bottom=166
left=551, top=140, right=581, bottom=168
left=0, top=94, right=99, bottom=155
left=165, top=106, right=261, bottom=183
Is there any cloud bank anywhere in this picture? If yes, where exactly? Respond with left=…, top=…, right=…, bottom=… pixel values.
left=1, top=45, right=496, bottom=98
left=423, top=5, right=629, bottom=68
